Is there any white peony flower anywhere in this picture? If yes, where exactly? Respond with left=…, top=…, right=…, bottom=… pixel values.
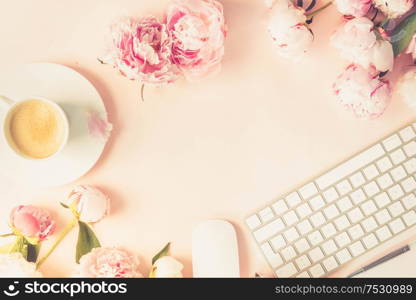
left=67, top=185, right=110, bottom=223
left=0, top=253, right=42, bottom=277
left=151, top=256, right=184, bottom=278
left=331, top=17, right=394, bottom=72
left=334, top=0, right=373, bottom=17
left=396, top=69, right=416, bottom=109
left=373, top=0, right=414, bottom=18
left=267, top=0, right=313, bottom=60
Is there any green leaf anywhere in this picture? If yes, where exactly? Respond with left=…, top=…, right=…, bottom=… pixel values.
left=391, top=12, right=416, bottom=56
left=27, top=243, right=41, bottom=263
left=76, top=221, right=101, bottom=263
left=60, top=202, right=69, bottom=209
left=9, top=236, right=28, bottom=259
left=152, top=242, right=170, bottom=265
left=0, top=243, right=14, bottom=254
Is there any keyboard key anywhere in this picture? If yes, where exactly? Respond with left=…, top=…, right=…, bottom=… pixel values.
left=348, top=207, right=364, bottom=223
left=281, top=246, right=297, bottom=261
left=322, top=240, right=338, bottom=255
left=336, top=249, right=352, bottom=264
left=308, top=247, right=324, bottom=263
left=404, top=158, right=416, bottom=174
left=310, top=212, right=326, bottom=227
left=309, top=195, right=325, bottom=210
left=402, top=194, right=416, bottom=209
left=388, top=184, right=404, bottom=200
left=299, top=183, right=318, bottom=200
left=335, top=232, right=351, bottom=247
left=404, top=141, right=416, bottom=157
left=296, top=271, right=310, bottom=278
left=350, top=189, right=367, bottom=205
left=390, top=149, right=406, bottom=165
left=349, top=241, right=365, bottom=256
left=376, top=226, right=392, bottom=241
left=283, top=211, right=299, bottom=226
left=377, top=174, right=394, bottom=189
left=402, top=211, right=416, bottom=226
left=321, top=223, right=337, bottom=238
left=363, top=165, right=379, bottom=180
left=316, top=144, right=385, bottom=190
left=286, top=192, right=302, bottom=207
left=322, top=256, right=338, bottom=272
left=272, top=200, right=288, bottom=215
left=262, top=243, right=284, bottom=268
left=361, top=216, right=378, bottom=232
left=350, top=172, right=366, bottom=188
left=246, top=215, right=261, bottom=229
left=361, top=200, right=377, bottom=216
left=294, top=238, right=311, bottom=253
left=391, top=166, right=407, bottom=182
left=334, top=215, right=350, bottom=230
left=324, top=204, right=340, bottom=220
left=295, top=255, right=311, bottom=270
left=308, top=231, right=324, bottom=246
left=374, top=192, right=391, bottom=208
left=259, top=207, right=274, bottom=222
left=270, top=235, right=286, bottom=251
left=276, top=263, right=297, bottom=277
left=401, top=177, right=416, bottom=193
left=375, top=209, right=392, bottom=225
left=296, top=203, right=312, bottom=218
left=348, top=224, right=364, bottom=240
left=399, top=126, right=415, bottom=142
left=337, top=197, right=353, bottom=212
left=362, top=233, right=379, bottom=249
left=364, top=181, right=380, bottom=197
left=323, top=187, right=339, bottom=203
left=388, top=201, right=405, bottom=217
left=337, top=180, right=353, bottom=195
left=309, top=264, right=325, bottom=277
left=284, top=227, right=300, bottom=243
left=297, top=219, right=313, bottom=235
left=254, top=218, right=284, bottom=242
left=377, top=157, right=393, bottom=173
left=383, top=134, right=402, bottom=151
left=388, top=218, right=405, bottom=234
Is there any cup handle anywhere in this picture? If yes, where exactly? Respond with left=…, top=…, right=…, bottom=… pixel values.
left=0, top=95, right=15, bottom=106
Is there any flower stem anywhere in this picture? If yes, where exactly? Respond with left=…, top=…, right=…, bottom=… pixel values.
left=306, top=1, right=332, bottom=18
left=36, top=217, right=77, bottom=268
left=0, top=233, right=14, bottom=238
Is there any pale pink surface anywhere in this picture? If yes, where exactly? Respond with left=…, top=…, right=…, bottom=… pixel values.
left=0, top=0, right=415, bottom=278
left=10, top=205, right=55, bottom=241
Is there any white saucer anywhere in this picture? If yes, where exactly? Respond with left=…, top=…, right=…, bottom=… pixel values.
left=0, top=63, right=109, bottom=187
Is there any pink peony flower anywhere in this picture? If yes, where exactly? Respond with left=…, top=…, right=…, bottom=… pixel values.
left=373, top=0, right=414, bottom=18
left=331, top=17, right=394, bottom=72
left=10, top=205, right=55, bottom=242
left=334, top=0, right=372, bottom=17
left=76, top=247, right=142, bottom=278
left=333, top=64, right=391, bottom=119
left=103, top=16, right=180, bottom=85
left=67, top=185, right=110, bottom=223
left=166, top=0, right=227, bottom=80
left=267, top=0, right=313, bottom=60
left=406, top=33, right=416, bottom=61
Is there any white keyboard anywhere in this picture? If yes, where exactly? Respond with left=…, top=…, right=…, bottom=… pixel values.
left=246, top=122, right=416, bottom=278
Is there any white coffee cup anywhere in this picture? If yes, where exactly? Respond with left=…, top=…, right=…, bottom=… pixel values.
left=0, top=95, right=69, bottom=160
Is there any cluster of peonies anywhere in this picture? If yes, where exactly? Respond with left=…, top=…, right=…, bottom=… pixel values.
left=334, top=0, right=414, bottom=18
left=330, top=17, right=394, bottom=119
left=102, top=0, right=227, bottom=85
left=0, top=185, right=183, bottom=278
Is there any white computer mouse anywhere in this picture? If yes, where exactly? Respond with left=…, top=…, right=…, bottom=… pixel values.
left=192, top=219, right=240, bottom=277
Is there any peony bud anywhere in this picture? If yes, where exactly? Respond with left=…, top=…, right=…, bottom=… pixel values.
left=151, top=256, right=184, bottom=278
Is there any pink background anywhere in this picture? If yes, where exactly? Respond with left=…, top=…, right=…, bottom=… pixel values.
left=0, top=0, right=415, bottom=277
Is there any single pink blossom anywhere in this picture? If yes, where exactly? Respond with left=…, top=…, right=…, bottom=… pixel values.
left=373, top=0, right=414, bottom=18
left=75, top=247, right=142, bottom=278
left=333, top=64, right=391, bottom=119
left=87, top=111, right=112, bottom=141
left=10, top=205, right=55, bottom=242
left=334, top=0, right=372, bottom=17
left=103, top=16, right=180, bottom=85
left=167, top=0, right=227, bottom=80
